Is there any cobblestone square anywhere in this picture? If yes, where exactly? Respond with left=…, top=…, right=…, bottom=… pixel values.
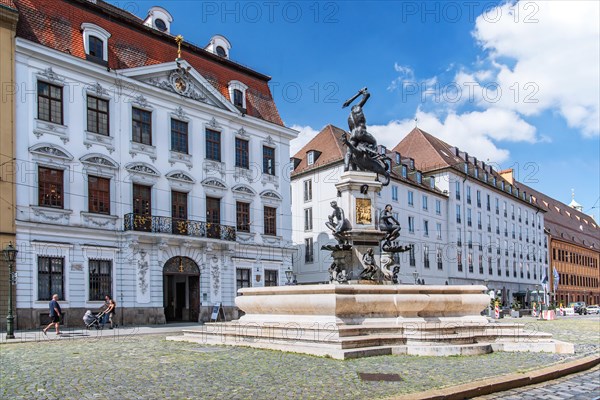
left=1, top=316, right=598, bottom=399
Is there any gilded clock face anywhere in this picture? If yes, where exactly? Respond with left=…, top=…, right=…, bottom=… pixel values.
left=174, top=76, right=187, bottom=93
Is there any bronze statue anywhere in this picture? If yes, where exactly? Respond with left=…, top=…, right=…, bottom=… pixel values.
left=359, top=248, right=379, bottom=280
left=341, top=88, right=391, bottom=185
left=379, top=204, right=401, bottom=251
left=325, top=201, right=351, bottom=244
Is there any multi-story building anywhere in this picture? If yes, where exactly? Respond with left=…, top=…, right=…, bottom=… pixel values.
left=512, top=178, right=600, bottom=307
left=0, top=0, right=19, bottom=331
left=292, top=126, right=548, bottom=307
left=11, top=0, right=296, bottom=329
left=394, top=128, right=547, bottom=307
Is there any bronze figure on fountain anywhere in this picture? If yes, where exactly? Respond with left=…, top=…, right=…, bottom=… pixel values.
left=322, top=201, right=352, bottom=251
left=341, top=88, right=391, bottom=186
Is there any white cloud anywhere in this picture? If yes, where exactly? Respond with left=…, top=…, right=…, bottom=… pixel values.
left=369, top=108, right=537, bottom=163
left=289, top=124, right=322, bottom=156
left=288, top=106, right=536, bottom=166
left=472, top=0, right=600, bottom=136
left=388, top=63, right=416, bottom=91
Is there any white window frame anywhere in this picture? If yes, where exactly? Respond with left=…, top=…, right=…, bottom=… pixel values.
left=81, top=23, right=111, bottom=62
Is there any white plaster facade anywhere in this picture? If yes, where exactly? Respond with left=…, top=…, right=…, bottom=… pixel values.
left=13, top=36, right=296, bottom=328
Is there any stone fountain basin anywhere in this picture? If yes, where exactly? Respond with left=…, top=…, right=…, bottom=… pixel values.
left=236, top=284, right=489, bottom=324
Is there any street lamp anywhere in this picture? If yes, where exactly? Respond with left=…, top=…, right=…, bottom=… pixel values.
left=3, top=242, right=18, bottom=339
left=412, top=271, right=419, bottom=285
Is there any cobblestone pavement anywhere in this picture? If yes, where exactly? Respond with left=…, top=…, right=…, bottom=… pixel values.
left=474, top=365, right=600, bottom=400
left=0, top=316, right=598, bottom=400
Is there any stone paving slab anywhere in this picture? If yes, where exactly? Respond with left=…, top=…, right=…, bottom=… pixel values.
left=0, top=316, right=598, bottom=400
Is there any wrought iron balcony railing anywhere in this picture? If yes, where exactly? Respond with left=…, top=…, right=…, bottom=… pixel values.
left=124, top=213, right=236, bottom=241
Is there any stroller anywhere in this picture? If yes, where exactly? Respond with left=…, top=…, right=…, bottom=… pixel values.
left=83, top=309, right=107, bottom=330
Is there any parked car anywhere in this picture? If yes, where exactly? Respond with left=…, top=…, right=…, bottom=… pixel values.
left=585, top=305, right=599, bottom=315
left=569, top=302, right=587, bottom=315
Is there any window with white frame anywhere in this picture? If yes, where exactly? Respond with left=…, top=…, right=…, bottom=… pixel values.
left=89, top=259, right=112, bottom=301
left=304, top=208, right=313, bottom=231
left=228, top=80, right=248, bottom=110
left=408, top=216, right=415, bottom=233
left=391, top=185, right=398, bottom=201
left=38, top=256, right=64, bottom=300
left=303, top=179, right=312, bottom=202
left=305, top=238, right=314, bottom=263
left=81, top=23, right=111, bottom=64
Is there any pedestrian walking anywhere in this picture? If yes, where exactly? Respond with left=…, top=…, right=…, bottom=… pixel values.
left=42, top=294, right=62, bottom=335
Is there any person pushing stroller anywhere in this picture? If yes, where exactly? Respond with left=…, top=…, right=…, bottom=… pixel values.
left=101, top=295, right=117, bottom=329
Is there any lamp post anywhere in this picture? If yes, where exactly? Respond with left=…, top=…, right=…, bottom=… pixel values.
left=3, top=242, right=18, bottom=339
left=412, top=271, right=419, bottom=285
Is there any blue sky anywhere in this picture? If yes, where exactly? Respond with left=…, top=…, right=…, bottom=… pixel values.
left=130, top=1, right=599, bottom=220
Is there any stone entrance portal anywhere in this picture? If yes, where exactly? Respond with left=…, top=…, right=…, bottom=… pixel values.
left=163, top=257, right=200, bottom=322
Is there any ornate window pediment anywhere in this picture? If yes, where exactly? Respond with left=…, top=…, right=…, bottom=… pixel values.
left=125, top=162, right=160, bottom=176
left=29, top=143, right=73, bottom=161
left=232, top=185, right=256, bottom=196
left=201, top=178, right=227, bottom=190
left=260, top=190, right=282, bottom=201
left=166, top=170, right=195, bottom=183
left=37, top=67, right=65, bottom=84
left=80, top=154, right=118, bottom=169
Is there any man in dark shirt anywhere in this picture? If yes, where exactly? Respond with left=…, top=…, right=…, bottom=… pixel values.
left=42, top=294, right=62, bottom=335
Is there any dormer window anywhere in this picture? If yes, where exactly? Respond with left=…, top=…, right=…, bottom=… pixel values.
left=307, top=151, right=315, bottom=166
left=143, top=6, right=173, bottom=34
left=409, top=158, right=415, bottom=170
left=206, top=35, right=232, bottom=59
left=416, top=171, right=422, bottom=184
left=81, top=23, right=111, bottom=65
left=228, top=80, right=248, bottom=111
left=464, top=163, right=468, bottom=174
left=402, top=165, right=407, bottom=178
left=395, top=152, right=401, bottom=165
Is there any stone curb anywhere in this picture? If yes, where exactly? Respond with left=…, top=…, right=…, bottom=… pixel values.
left=387, top=354, right=600, bottom=400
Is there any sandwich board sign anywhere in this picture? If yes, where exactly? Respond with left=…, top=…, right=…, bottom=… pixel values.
left=210, top=302, right=224, bottom=322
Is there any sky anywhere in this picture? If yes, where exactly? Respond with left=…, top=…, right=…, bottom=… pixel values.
left=129, top=0, right=600, bottom=220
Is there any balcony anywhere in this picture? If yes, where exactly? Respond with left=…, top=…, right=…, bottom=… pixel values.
left=124, top=213, right=236, bottom=241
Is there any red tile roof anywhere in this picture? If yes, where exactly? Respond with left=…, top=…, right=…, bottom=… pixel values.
left=518, top=182, right=600, bottom=251
left=291, top=124, right=346, bottom=176
left=393, top=127, right=542, bottom=208
left=0, top=0, right=17, bottom=10
left=13, top=0, right=283, bottom=126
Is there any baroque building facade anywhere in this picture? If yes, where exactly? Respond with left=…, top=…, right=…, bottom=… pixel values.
left=292, top=127, right=548, bottom=307
left=11, top=0, right=296, bottom=329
